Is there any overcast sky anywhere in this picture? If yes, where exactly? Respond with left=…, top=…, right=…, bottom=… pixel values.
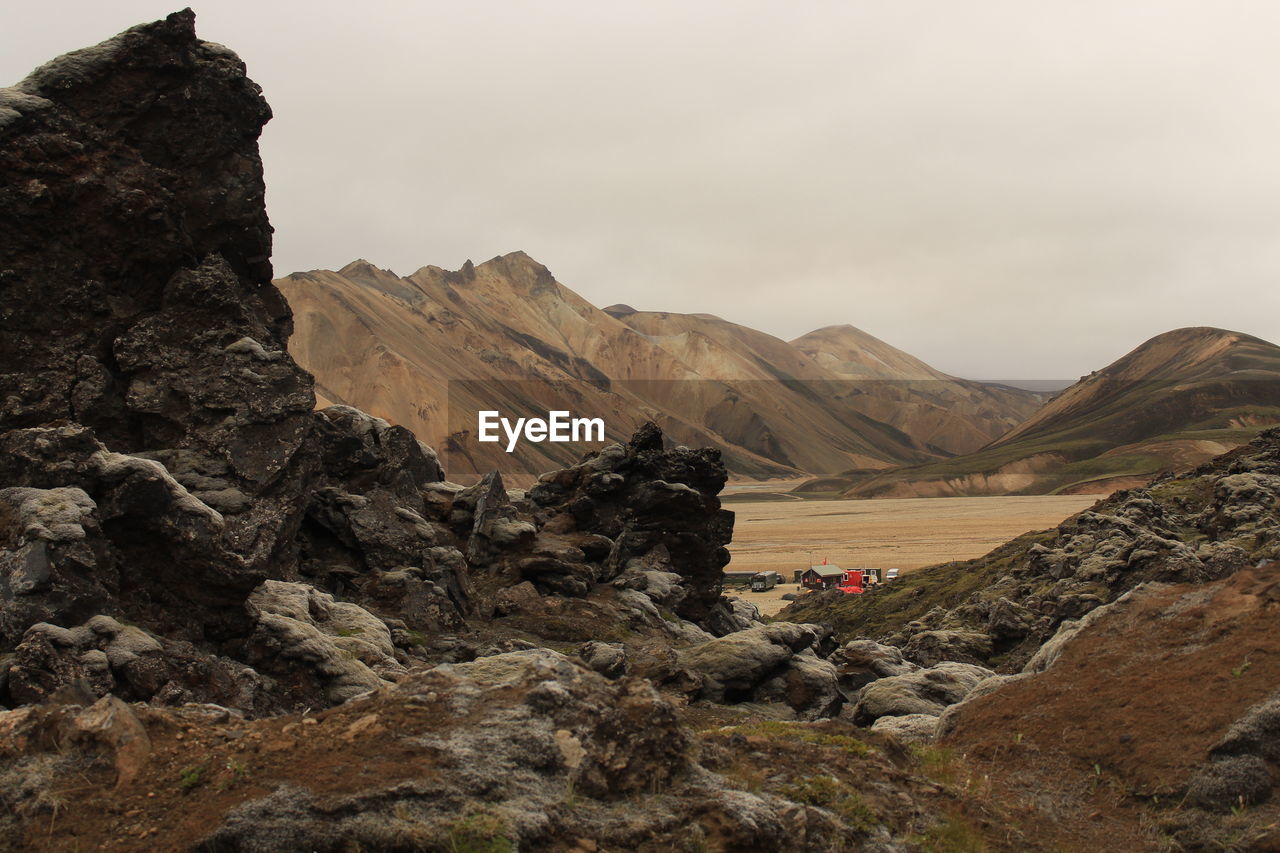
left=5, top=2, right=1280, bottom=378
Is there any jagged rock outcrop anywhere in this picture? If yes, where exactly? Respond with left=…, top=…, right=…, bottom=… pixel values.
left=0, top=10, right=322, bottom=651
left=0, top=10, right=317, bottom=581
left=0, top=4, right=749, bottom=732
left=0, top=10, right=754, bottom=725
left=0, top=12, right=487, bottom=717
left=527, top=422, right=736, bottom=629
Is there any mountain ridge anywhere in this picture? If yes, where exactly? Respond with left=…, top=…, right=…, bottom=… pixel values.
left=278, top=252, right=1042, bottom=482
left=799, top=325, right=1280, bottom=498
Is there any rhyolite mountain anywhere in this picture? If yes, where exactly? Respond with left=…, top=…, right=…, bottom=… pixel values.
left=798, top=326, right=1280, bottom=498
left=278, top=258, right=1042, bottom=482
left=790, top=323, right=1041, bottom=455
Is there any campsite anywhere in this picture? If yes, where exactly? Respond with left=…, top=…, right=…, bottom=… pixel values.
left=726, top=494, right=1102, bottom=615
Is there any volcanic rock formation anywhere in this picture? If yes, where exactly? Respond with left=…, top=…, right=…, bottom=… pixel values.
left=0, top=11, right=740, bottom=720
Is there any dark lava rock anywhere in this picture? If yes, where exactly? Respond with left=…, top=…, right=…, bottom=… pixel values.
left=0, top=10, right=316, bottom=593
left=0, top=11, right=738, bottom=724
left=0, top=13, right=470, bottom=710
left=528, top=422, right=735, bottom=629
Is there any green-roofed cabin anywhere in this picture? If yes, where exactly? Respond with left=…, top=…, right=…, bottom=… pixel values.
left=800, top=565, right=845, bottom=590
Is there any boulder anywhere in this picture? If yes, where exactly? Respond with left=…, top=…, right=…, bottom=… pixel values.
left=753, top=653, right=843, bottom=720
left=1188, top=691, right=1280, bottom=811
left=870, top=713, right=939, bottom=744
left=902, top=630, right=993, bottom=667
left=985, top=597, right=1037, bottom=642
left=678, top=623, right=841, bottom=719
left=312, top=405, right=443, bottom=501
left=830, top=639, right=919, bottom=693
left=852, top=662, right=993, bottom=725
left=578, top=641, right=628, bottom=679
left=243, top=581, right=403, bottom=707
left=492, top=580, right=544, bottom=616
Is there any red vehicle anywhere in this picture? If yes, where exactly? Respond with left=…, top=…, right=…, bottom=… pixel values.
left=837, top=569, right=867, bottom=594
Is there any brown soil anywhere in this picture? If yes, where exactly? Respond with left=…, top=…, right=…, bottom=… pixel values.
left=8, top=689, right=463, bottom=851
left=943, top=562, right=1280, bottom=850
left=9, top=684, right=1020, bottom=853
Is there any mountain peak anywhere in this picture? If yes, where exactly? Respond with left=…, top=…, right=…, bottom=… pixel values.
left=337, top=258, right=398, bottom=279
left=1102, top=326, right=1270, bottom=381
left=791, top=324, right=946, bottom=382
left=989, top=325, right=1280, bottom=451
left=477, top=251, right=557, bottom=293
left=801, top=323, right=871, bottom=337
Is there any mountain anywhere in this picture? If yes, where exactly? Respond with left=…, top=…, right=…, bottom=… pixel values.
left=279, top=255, right=1040, bottom=482
left=798, top=326, right=1280, bottom=498
left=791, top=325, right=1041, bottom=455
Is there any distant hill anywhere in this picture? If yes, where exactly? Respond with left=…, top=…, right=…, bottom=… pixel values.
left=797, top=326, right=1280, bottom=498
left=791, top=325, right=1040, bottom=455
left=278, top=253, right=1040, bottom=482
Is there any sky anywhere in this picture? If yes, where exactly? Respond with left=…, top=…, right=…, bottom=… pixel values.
left=4, top=1, right=1280, bottom=379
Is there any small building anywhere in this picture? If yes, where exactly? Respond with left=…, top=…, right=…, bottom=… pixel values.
left=800, top=565, right=845, bottom=590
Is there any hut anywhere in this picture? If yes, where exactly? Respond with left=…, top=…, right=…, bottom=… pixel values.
left=799, top=565, right=845, bottom=590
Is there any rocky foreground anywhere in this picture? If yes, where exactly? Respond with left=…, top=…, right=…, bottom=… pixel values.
left=2, top=11, right=1280, bottom=853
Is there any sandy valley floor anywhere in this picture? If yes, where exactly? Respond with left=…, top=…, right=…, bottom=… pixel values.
left=724, top=493, right=1103, bottom=615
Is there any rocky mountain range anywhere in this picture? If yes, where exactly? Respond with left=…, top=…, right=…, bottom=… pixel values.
left=279, top=257, right=1042, bottom=483
left=3, top=12, right=1280, bottom=853
left=800, top=326, right=1280, bottom=498
left=280, top=256, right=1280, bottom=499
